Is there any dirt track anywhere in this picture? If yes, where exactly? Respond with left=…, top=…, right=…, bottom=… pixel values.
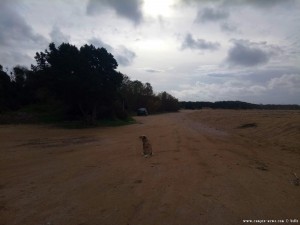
left=1, top=110, right=300, bottom=225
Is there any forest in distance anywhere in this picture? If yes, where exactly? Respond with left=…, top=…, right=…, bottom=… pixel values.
left=0, top=42, right=179, bottom=125
left=180, top=101, right=300, bottom=110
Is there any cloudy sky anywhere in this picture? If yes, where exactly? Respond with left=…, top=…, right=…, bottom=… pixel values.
left=1, top=0, right=300, bottom=104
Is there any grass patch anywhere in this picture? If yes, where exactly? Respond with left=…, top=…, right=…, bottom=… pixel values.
left=98, top=118, right=136, bottom=127
left=0, top=104, right=65, bottom=125
left=57, top=117, right=136, bottom=129
left=0, top=110, right=136, bottom=129
left=0, top=104, right=136, bottom=128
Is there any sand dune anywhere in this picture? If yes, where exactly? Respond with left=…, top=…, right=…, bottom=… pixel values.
left=0, top=110, right=299, bottom=225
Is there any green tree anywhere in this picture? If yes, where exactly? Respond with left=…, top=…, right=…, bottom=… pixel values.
left=0, top=65, right=13, bottom=112
left=158, top=91, right=180, bottom=112
left=11, top=66, right=31, bottom=107
left=120, top=78, right=156, bottom=113
left=31, top=43, right=124, bottom=124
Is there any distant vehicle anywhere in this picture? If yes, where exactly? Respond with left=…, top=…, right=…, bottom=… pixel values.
left=137, top=108, right=148, bottom=116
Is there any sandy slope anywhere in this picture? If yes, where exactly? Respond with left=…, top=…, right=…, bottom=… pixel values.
left=0, top=110, right=299, bottom=225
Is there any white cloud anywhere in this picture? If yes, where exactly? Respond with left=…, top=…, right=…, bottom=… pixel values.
left=171, top=73, right=300, bottom=104
left=268, top=74, right=300, bottom=93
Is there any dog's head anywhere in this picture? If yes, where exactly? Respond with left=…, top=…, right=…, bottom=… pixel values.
left=139, top=135, right=147, bottom=142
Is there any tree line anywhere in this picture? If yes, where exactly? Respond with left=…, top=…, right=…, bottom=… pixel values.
left=180, top=101, right=300, bottom=110
left=0, top=43, right=179, bottom=125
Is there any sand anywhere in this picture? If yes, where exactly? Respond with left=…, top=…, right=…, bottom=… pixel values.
left=0, top=110, right=300, bottom=225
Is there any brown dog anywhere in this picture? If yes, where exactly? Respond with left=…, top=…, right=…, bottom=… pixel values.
left=139, top=135, right=152, bottom=157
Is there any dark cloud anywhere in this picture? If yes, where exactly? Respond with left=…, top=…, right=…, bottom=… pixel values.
left=0, top=1, right=47, bottom=48
left=234, top=0, right=296, bottom=8
left=88, top=37, right=113, bottom=52
left=0, top=50, right=33, bottom=68
left=145, top=69, right=163, bottom=73
left=50, top=26, right=70, bottom=44
left=86, top=0, right=143, bottom=24
left=220, top=22, right=238, bottom=33
left=179, top=0, right=222, bottom=6
left=226, top=39, right=276, bottom=67
left=181, top=33, right=220, bottom=51
left=181, top=0, right=295, bottom=6
left=195, top=7, right=229, bottom=23
left=115, top=46, right=136, bottom=67
left=88, top=38, right=136, bottom=66
left=0, top=1, right=47, bottom=67
left=193, top=6, right=238, bottom=34
left=180, top=0, right=296, bottom=9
